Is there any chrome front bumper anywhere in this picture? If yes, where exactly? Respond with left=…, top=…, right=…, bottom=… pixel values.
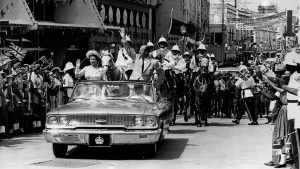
left=43, top=128, right=162, bottom=146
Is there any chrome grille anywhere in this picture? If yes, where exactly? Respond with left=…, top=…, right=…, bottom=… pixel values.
left=69, top=114, right=135, bottom=127
left=60, top=135, right=83, bottom=143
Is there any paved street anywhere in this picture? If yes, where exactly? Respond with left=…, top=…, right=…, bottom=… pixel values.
left=0, top=116, right=274, bottom=169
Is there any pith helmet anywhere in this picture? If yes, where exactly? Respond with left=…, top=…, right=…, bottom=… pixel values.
left=197, top=44, right=207, bottom=50
left=63, top=62, right=75, bottom=72
left=147, top=41, right=154, bottom=47
left=158, top=36, right=167, bottom=44
left=171, top=45, right=180, bottom=52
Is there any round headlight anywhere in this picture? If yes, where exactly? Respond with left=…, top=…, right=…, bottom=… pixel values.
left=145, top=116, right=157, bottom=127
left=48, top=116, right=58, bottom=125
left=59, top=116, right=69, bottom=125
left=133, top=116, right=144, bottom=127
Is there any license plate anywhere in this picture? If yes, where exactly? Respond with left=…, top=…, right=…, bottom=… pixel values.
left=89, top=134, right=110, bottom=146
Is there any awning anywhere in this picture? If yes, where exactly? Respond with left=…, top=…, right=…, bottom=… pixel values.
left=53, top=0, right=105, bottom=30
left=37, top=21, right=101, bottom=30
left=0, top=0, right=36, bottom=26
left=0, top=47, right=80, bottom=52
left=6, top=38, right=32, bottom=43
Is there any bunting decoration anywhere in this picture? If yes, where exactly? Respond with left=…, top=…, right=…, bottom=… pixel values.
left=7, top=42, right=27, bottom=62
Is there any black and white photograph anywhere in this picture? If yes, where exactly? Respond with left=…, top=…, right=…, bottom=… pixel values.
left=0, top=0, right=300, bottom=169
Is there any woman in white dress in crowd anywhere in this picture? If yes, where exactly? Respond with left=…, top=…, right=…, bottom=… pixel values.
left=75, top=50, right=106, bottom=81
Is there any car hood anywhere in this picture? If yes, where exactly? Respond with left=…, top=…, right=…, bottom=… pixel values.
left=50, top=100, right=161, bottom=116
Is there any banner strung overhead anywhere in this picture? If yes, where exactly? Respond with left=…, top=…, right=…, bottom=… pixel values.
left=235, top=18, right=286, bottom=31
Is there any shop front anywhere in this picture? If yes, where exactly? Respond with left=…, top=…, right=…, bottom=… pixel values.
left=92, top=0, right=153, bottom=55
left=0, top=0, right=105, bottom=67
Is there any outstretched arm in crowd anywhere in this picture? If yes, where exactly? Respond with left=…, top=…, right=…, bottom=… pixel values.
left=263, top=77, right=285, bottom=93
left=115, top=49, right=134, bottom=68
left=260, top=90, right=278, bottom=100
left=281, top=85, right=298, bottom=96
left=75, top=59, right=85, bottom=79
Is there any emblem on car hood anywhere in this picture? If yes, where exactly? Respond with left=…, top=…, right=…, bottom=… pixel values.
left=95, top=119, right=107, bottom=124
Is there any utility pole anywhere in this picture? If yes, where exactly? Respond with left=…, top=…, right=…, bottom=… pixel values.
left=222, top=0, right=225, bottom=61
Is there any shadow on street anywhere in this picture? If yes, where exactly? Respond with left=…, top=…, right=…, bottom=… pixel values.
left=169, top=129, right=207, bottom=134
left=66, top=138, right=189, bottom=160
left=0, top=133, right=43, bottom=148
left=208, top=122, right=237, bottom=127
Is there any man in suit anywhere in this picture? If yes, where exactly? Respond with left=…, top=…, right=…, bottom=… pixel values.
left=130, top=45, right=164, bottom=88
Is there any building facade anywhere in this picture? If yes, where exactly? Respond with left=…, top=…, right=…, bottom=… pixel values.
left=209, top=2, right=252, bottom=61
left=92, top=0, right=154, bottom=54
left=0, top=0, right=105, bottom=66
left=258, top=0, right=277, bottom=14
left=155, top=0, right=210, bottom=48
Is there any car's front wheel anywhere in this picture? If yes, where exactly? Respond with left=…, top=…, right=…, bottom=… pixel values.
left=53, top=144, right=68, bottom=158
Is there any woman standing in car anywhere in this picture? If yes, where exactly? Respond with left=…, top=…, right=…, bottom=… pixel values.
left=75, top=50, right=106, bottom=81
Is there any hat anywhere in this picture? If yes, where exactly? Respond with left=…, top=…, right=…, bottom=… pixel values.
left=158, top=36, right=167, bottom=44
left=63, top=62, right=75, bottom=72
left=197, top=44, right=206, bottom=51
left=100, top=49, right=112, bottom=57
left=147, top=41, right=154, bottom=47
left=86, top=50, right=101, bottom=59
left=29, top=64, right=40, bottom=70
left=13, top=62, right=21, bottom=68
left=282, top=71, right=291, bottom=77
left=51, top=67, right=62, bottom=73
left=171, top=45, right=180, bottom=52
left=183, top=52, right=190, bottom=56
left=209, top=53, right=215, bottom=58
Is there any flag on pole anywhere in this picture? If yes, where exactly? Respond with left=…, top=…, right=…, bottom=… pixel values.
left=168, top=18, right=196, bottom=37
left=7, top=42, right=26, bottom=61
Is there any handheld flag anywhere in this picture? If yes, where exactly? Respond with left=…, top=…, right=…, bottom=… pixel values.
left=7, top=42, right=26, bottom=61
left=168, top=18, right=196, bottom=37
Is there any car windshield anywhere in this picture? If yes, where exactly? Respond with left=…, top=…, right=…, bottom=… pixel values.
left=71, top=83, right=155, bottom=103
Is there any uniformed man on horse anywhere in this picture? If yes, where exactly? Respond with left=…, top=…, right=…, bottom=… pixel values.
left=189, top=44, right=214, bottom=127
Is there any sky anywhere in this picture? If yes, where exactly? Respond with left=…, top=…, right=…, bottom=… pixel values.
left=246, top=0, right=298, bottom=12
left=211, top=0, right=299, bottom=13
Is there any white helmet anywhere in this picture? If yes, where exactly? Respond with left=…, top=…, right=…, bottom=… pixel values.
left=158, top=36, right=167, bottom=43
left=209, top=53, right=215, bottom=58
left=171, top=45, right=180, bottom=52
left=63, top=62, right=75, bottom=72
left=184, top=52, right=190, bottom=56
left=100, top=49, right=112, bottom=57
left=147, top=41, right=154, bottom=47
left=197, top=44, right=207, bottom=50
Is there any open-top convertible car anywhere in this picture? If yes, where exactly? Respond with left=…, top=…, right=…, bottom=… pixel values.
left=43, top=81, right=172, bottom=158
